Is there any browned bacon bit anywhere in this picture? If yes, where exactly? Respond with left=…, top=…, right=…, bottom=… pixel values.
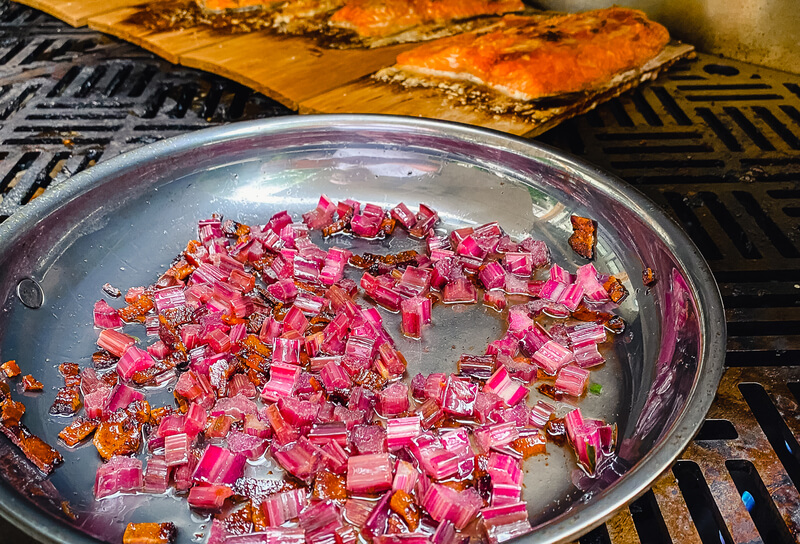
left=253, top=286, right=279, bottom=309
left=603, top=275, right=628, bottom=304
left=240, top=352, right=270, bottom=375
left=1, top=398, right=25, bottom=425
left=183, top=240, right=207, bottom=267
left=22, top=375, right=43, bottom=392
left=572, top=303, right=626, bottom=334
left=132, top=360, right=176, bottom=387
left=102, top=282, right=122, bottom=298
left=162, top=305, right=195, bottom=328
left=118, top=294, right=155, bottom=323
left=309, top=313, right=332, bottom=327
left=0, top=381, right=10, bottom=401
left=49, top=387, right=82, bottom=416
left=474, top=453, right=490, bottom=476
left=173, top=393, right=189, bottom=414
left=0, top=421, right=63, bottom=474
left=313, top=472, right=348, bottom=502
left=159, top=314, right=186, bottom=353
left=568, top=215, right=597, bottom=260
left=58, top=362, right=80, bottom=377
left=642, top=267, right=657, bottom=287
left=390, top=489, right=420, bottom=530
left=545, top=417, right=568, bottom=447
left=348, top=250, right=419, bottom=269
left=58, top=418, right=97, bottom=447
left=101, top=371, right=120, bottom=389
left=92, top=350, right=119, bottom=370
left=240, top=334, right=272, bottom=359
left=93, top=412, right=142, bottom=460
left=57, top=361, right=82, bottom=383
left=512, top=432, right=547, bottom=459
left=166, top=350, right=189, bottom=370
left=537, top=383, right=562, bottom=402
left=61, top=501, right=77, bottom=521
left=380, top=216, right=397, bottom=237
left=293, top=280, right=327, bottom=297
left=353, top=369, right=388, bottom=391
left=150, top=406, right=173, bottom=426
left=222, top=219, right=251, bottom=239
left=247, top=312, right=268, bottom=334
left=250, top=253, right=276, bottom=273
left=322, top=208, right=354, bottom=237
left=126, top=399, right=152, bottom=426
left=222, top=314, right=249, bottom=327
left=164, top=258, right=196, bottom=281
left=221, top=502, right=254, bottom=535
left=250, top=499, right=268, bottom=532
left=1, top=360, right=20, bottom=378
left=122, top=521, right=177, bottom=544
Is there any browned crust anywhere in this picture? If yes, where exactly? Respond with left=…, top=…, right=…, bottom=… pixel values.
left=372, top=42, right=695, bottom=127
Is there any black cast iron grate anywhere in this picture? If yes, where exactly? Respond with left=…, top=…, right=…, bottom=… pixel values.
left=1, top=2, right=799, bottom=543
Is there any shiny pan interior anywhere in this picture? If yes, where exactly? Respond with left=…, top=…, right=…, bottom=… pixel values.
left=0, top=115, right=726, bottom=543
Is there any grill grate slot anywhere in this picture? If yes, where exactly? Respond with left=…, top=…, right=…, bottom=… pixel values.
left=694, top=108, right=741, bottom=151
left=672, top=461, right=734, bottom=544
left=724, top=106, right=776, bottom=150
left=738, top=384, right=800, bottom=493
left=698, top=191, right=761, bottom=259
left=695, top=419, right=738, bottom=441
left=579, top=525, right=612, bottom=544
left=19, top=151, right=69, bottom=204
left=661, top=192, right=723, bottom=259
left=0, top=151, right=37, bottom=196
left=74, top=65, right=107, bottom=98
left=629, top=491, right=673, bottom=544
left=725, top=459, right=796, bottom=544
left=752, top=105, right=800, bottom=149
left=732, top=190, right=799, bottom=258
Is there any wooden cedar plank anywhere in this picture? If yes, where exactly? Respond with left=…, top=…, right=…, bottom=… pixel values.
left=301, top=76, right=534, bottom=135
left=301, top=42, right=695, bottom=137
left=179, top=32, right=416, bottom=110
left=88, top=8, right=225, bottom=64
left=12, top=0, right=146, bottom=27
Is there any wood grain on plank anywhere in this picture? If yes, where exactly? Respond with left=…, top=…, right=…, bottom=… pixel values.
left=300, top=76, right=534, bottom=135
left=14, top=0, right=146, bottom=27
left=88, top=8, right=226, bottom=64
left=302, top=42, right=694, bottom=137
left=179, top=32, right=416, bottom=110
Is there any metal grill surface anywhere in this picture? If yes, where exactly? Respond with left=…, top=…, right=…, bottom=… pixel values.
left=0, top=3, right=799, bottom=543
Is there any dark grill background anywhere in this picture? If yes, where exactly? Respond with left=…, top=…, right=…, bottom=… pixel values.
left=1, top=1, right=799, bottom=542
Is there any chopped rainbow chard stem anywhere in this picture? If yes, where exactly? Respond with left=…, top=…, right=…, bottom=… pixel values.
left=37, top=195, right=631, bottom=543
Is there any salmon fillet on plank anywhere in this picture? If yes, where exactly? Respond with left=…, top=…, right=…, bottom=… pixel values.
left=393, top=7, right=670, bottom=101
left=329, top=0, right=524, bottom=38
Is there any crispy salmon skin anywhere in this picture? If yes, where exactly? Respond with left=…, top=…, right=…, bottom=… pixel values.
left=329, top=0, right=524, bottom=38
left=393, top=7, right=670, bottom=101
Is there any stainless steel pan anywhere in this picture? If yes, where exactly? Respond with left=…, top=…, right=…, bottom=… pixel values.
left=0, top=115, right=726, bottom=544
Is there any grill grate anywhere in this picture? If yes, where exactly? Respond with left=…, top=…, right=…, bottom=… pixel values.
left=1, top=3, right=799, bottom=543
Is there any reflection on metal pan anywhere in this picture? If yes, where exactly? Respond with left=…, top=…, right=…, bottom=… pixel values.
left=0, top=115, right=725, bottom=544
